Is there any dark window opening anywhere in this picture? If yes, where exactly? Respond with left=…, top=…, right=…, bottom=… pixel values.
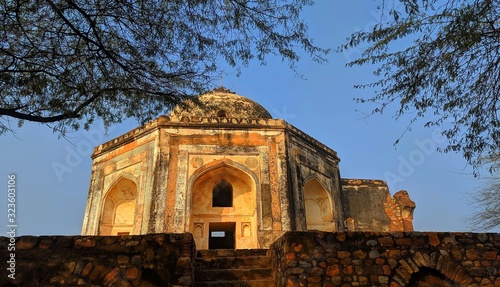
left=141, top=268, right=162, bottom=286
left=212, top=180, right=232, bottom=207
left=117, top=232, right=130, bottom=236
left=217, top=110, right=227, bottom=117
left=209, top=222, right=235, bottom=249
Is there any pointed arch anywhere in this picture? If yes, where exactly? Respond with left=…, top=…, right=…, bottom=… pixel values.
left=99, top=177, right=137, bottom=235
left=188, top=158, right=259, bottom=186
left=303, top=176, right=335, bottom=231
left=189, top=161, right=256, bottom=215
left=406, top=267, right=455, bottom=287
left=391, top=251, right=474, bottom=286
left=187, top=158, right=259, bottom=249
left=186, top=159, right=260, bottom=216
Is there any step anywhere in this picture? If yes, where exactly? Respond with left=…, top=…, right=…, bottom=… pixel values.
left=194, top=268, right=272, bottom=282
left=193, top=279, right=275, bottom=287
left=193, top=249, right=274, bottom=287
left=196, top=249, right=270, bottom=259
left=196, top=255, right=271, bottom=270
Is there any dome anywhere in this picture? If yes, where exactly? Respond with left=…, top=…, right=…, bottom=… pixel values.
left=169, top=87, right=272, bottom=119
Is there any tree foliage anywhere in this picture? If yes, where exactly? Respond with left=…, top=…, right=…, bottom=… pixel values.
left=0, top=0, right=328, bottom=134
left=467, top=154, right=500, bottom=230
left=340, top=0, right=499, bottom=173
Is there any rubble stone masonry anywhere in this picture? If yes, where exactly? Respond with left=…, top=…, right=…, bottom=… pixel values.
left=271, top=232, right=499, bottom=287
left=1, top=232, right=498, bottom=286
left=0, top=233, right=195, bottom=287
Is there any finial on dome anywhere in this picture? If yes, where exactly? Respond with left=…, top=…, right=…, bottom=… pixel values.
left=211, top=86, right=236, bottom=94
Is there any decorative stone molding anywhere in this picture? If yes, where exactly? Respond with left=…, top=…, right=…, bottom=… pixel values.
left=92, top=115, right=339, bottom=162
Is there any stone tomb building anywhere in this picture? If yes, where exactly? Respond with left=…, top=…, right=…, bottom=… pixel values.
left=81, top=88, right=416, bottom=250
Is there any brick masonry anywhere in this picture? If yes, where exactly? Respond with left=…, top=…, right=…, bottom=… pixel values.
left=270, top=232, right=499, bottom=287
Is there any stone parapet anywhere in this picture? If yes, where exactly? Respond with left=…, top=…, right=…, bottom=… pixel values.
left=0, top=233, right=195, bottom=287
left=270, top=231, right=499, bottom=287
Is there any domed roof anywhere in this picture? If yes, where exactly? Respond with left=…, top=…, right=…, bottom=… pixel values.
left=169, top=87, right=272, bottom=119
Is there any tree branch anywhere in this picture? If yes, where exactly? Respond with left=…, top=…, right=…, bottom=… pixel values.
left=0, top=108, right=76, bottom=123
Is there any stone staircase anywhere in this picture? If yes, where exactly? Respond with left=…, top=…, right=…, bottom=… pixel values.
left=194, top=249, right=274, bottom=287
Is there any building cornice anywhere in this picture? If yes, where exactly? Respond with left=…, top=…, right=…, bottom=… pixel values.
left=92, top=115, right=339, bottom=162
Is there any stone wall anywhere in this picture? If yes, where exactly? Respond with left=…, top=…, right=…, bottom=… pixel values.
left=0, top=233, right=195, bottom=287
left=2, top=232, right=498, bottom=287
left=270, top=231, right=499, bottom=287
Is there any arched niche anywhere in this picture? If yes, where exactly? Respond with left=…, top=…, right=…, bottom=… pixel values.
left=189, top=161, right=257, bottom=249
left=194, top=224, right=204, bottom=238
left=303, top=178, right=335, bottom=231
left=191, top=164, right=255, bottom=216
left=217, top=110, right=227, bottom=117
left=99, top=178, right=137, bottom=235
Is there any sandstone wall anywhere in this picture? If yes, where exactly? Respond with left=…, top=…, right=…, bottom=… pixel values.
left=285, top=128, right=343, bottom=232
left=82, top=128, right=160, bottom=236
left=341, top=179, right=416, bottom=232
left=271, top=231, right=499, bottom=287
left=0, top=233, right=195, bottom=287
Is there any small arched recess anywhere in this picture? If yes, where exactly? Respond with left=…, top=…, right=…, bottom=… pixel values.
left=303, top=177, right=335, bottom=231
left=99, top=177, right=137, bottom=235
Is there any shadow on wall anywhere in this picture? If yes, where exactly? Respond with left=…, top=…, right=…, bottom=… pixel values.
left=407, top=267, right=457, bottom=287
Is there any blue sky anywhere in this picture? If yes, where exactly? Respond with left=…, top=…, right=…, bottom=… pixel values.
left=1, top=1, right=498, bottom=236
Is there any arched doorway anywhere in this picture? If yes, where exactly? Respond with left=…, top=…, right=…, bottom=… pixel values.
left=189, top=163, right=257, bottom=249
left=303, top=178, right=335, bottom=231
left=99, top=178, right=137, bottom=235
left=407, top=267, right=456, bottom=287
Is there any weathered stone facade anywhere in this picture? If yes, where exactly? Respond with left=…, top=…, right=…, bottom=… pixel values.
left=81, top=87, right=415, bottom=250
left=341, top=180, right=416, bottom=232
